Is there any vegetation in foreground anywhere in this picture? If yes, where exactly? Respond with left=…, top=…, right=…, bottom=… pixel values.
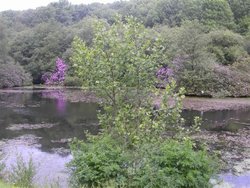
left=68, top=17, right=219, bottom=188
left=0, top=154, right=36, bottom=188
left=0, top=181, right=15, bottom=188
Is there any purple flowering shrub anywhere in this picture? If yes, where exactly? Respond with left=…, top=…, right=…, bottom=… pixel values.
left=42, top=58, right=67, bottom=85
left=156, top=66, right=173, bottom=82
left=41, top=72, right=52, bottom=84
left=156, top=65, right=174, bottom=88
left=156, top=56, right=189, bottom=88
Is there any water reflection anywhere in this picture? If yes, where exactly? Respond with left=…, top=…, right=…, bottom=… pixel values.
left=0, top=89, right=249, bottom=187
left=2, top=141, right=71, bottom=188
left=182, top=109, right=250, bottom=132
left=0, top=89, right=99, bottom=152
left=0, top=89, right=100, bottom=187
left=41, top=90, right=67, bottom=115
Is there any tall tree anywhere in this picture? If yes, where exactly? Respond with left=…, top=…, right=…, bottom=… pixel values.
left=200, top=0, right=235, bottom=29
left=228, top=0, right=250, bottom=34
left=0, top=18, right=8, bottom=63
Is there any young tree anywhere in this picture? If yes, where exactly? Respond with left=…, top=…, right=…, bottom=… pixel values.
left=69, top=16, right=218, bottom=187
left=71, top=16, right=176, bottom=143
left=71, top=16, right=165, bottom=109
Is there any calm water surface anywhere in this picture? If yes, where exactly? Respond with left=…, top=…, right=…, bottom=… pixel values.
left=0, top=89, right=249, bottom=187
left=0, top=89, right=98, bottom=187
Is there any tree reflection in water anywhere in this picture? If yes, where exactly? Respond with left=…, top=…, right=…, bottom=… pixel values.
left=42, top=90, right=66, bottom=115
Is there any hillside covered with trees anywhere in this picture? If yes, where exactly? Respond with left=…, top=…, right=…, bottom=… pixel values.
left=0, top=0, right=249, bottom=97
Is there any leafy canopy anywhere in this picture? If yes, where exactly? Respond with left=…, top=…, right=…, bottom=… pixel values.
left=71, top=16, right=165, bottom=108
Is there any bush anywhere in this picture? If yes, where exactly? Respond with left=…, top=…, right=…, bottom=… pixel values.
left=0, top=62, right=32, bottom=88
left=208, top=59, right=250, bottom=97
left=207, top=30, right=247, bottom=65
left=64, top=76, right=82, bottom=87
left=69, top=135, right=218, bottom=188
left=132, top=140, right=218, bottom=188
left=68, top=135, right=127, bottom=187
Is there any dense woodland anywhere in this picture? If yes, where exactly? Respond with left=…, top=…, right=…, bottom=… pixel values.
left=0, top=0, right=250, bottom=97
left=0, top=1, right=250, bottom=187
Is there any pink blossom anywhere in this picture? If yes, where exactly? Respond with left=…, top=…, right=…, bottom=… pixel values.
left=43, top=58, right=67, bottom=85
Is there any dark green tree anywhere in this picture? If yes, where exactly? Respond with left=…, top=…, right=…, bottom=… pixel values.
left=228, top=0, right=250, bottom=34
left=200, top=0, right=235, bottom=29
left=0, top=18, right=9, bottom=63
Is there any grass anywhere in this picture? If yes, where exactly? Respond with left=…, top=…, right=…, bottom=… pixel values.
left=0, top=180, right=16, bottom=188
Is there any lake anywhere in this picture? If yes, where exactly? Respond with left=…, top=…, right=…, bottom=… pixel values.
left=0, top=88, right=249, bottom=187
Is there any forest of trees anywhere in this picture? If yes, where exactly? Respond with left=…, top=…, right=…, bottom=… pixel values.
left=0, top=0, right=249, bottom=97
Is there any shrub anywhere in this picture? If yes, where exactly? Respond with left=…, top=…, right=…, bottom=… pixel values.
left=42, top=58, right=67, bottom=85
left=0, top=62, right=32, bottom=88
left=132, top=140, right=218, bottom=188
left=69, top=135, right=218, bottom=188
left=64, top=76, right=82, bottom=87
left=207, top=30, right=247, bottom=65
left=68, top=135, right=127, bottom=187
left=209, top=59, right=250, bottom=97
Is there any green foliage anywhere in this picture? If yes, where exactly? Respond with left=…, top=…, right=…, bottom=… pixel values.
left=121, top=0, right=161, bottom=27
left=8, top=156, right=36, bottom=188
left=160, top=21, right=218, bottom=96
left=0, top=181, right=15, bottom=188
left=200, top=0, right=235, bottom=29
left=0, top=62, right=32, bottom=88
left=1, top=0, right=249, bottom=94
left=152, top=0, right=235, bottom=29
left=131, top=140, right=218, bottom=188
left=64, top=76, right=82, bottom=87
left=214, top=57, right=250, bottom=97
left=245, top=33, right=250, bottom=55
left=158, top=20, right=250, bottom=97
left=0, top=18, right=9, bottom=62
left=69, top=135, right=127, bottom=187
left=9, top=21, right=73, bottom=83
left=228, top=0, right=250, bottom=34
left=71, top=16, right=165, bottom=108
left=98, top=83, right=185, bottom=147
left=69, top=15, right=218, bottom=188
left=69, top=134, right=218, bottom=188
left=207, top=30, right=247, bottom=65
